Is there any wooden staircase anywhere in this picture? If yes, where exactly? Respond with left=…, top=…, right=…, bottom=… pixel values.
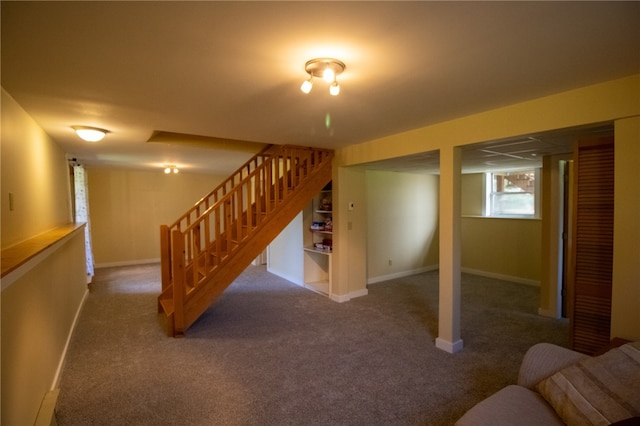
left=158, top=145, right=334, bottom=337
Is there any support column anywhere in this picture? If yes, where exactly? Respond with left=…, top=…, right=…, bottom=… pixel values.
left=332, top=166, right=368, bottom=302
left=436, top=145, right=463, bottom=353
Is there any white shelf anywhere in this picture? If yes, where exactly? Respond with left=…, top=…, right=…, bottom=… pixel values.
left=304, top=247, right=332, bottom=256
left=305, top=280, right=330, bottom=295
left=309, top=229, right=333, bottom=235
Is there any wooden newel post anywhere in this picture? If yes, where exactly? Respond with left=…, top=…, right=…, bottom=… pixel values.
left=160, top=225, right=171, bottom=292
left=172, top=229, right=186, bottom=337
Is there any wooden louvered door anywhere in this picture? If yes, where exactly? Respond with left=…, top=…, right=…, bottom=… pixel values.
left=568, top=137, right=614, bottom=355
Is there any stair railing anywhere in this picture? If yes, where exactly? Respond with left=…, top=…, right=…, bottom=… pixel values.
left=160, top=144, right=275, bottom=292
left=159, top=145, right=333, bottom=327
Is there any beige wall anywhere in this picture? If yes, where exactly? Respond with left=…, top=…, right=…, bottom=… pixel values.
left=461, top=173, right=484, bottom=216
left=1, top=90, right=87, bottom=425
left=366, top=170, right=439, bottom=282
left=1, top=89, right=72, bottom=248
left=1, top=231, right=87, bottom=426
left=611, top=116, right=640, bottom=341
left=461, top=217, right=541, bottom=284
left=362, top=170, right=539, bottom=285
left=335, top=74, right=640, bottom=342
left=87, top=167, right=226, bottom=266
left=460, top=173, right=541, bottom=284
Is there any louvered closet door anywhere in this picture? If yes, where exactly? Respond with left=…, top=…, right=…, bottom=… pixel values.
left=568, top=137, right=614, bottom=355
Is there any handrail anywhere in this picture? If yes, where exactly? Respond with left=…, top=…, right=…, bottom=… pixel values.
left=160, top=145, right=333, bottom=297
left=167, top=144, right=275, bottom=231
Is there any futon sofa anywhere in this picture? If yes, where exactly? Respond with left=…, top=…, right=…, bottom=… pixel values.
left=455, top=341, right=640, bottom=426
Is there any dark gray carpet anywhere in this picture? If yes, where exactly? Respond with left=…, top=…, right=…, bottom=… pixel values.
left=56, top=264, right=568, bottom=426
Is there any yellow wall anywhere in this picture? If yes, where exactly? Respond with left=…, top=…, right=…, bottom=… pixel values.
left=460, top=173, right=541, bottom=284
left=87, top=167, right=226, bottom=266
left=1, top=90, right=87, bottom=425
left=612, top=116, right=640, bottom=341
left=1, top=89, right=72, bottom=248
left=461, top=174, right=484, bottom=216
left=366, top=170, right=439, bottom=282
left=1, top=231, right=87, bottom=426
left=461, top=217, right=541, bottom=285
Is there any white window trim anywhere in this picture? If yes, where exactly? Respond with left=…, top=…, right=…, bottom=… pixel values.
left=483, top=168, right=540, bottom=219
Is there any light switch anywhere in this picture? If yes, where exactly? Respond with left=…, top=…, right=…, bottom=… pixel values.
left=348, top=201, right=354, bottom=211
left=9, top=192, right=14, bottom=211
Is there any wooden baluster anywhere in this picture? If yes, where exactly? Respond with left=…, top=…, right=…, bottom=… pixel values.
left=215, top=204, right=222, bottom=265
left=235, top=185, right=242, bottom=242
left=171, top=230, right=186, bottom=337
left=193, top=224, right=200, bottom=287
left=225, top=198, right=232, bottom=252
left=204, top=213, right=211, bottom=274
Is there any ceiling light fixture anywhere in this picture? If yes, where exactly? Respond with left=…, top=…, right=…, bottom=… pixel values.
left=73, top=126, right=108, bottom=142
left=300, top=58, right=345, bottom=96
left=164, top=165, right=179, bottom=174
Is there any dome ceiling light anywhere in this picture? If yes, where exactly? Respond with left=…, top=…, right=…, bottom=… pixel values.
left=300, top=58, right=345, bottom=96
left=73, top=126, right=108, bottom=142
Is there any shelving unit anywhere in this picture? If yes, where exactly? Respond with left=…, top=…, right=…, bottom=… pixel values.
left=302, top=183, right=332, bottom=296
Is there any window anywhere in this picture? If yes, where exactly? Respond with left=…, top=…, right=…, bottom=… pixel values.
left=485, top=169, right=539, bottom=217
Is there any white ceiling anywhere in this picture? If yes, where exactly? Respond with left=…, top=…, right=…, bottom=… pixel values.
left=2, top=2, right=638, bottom=175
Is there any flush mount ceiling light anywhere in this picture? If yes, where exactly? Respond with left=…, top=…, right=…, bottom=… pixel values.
left=73, top=126, right=108, bottom=142
left=164, top=165, right=179, bottom=174
left=300, top=58, right=345, bottom=96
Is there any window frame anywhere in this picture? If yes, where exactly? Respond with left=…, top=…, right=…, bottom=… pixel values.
left=483, top=169, right=540, bottom=219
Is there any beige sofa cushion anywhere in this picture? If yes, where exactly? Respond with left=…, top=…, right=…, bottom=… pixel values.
left=455, top=385, right=564, bottom=426
left=536, top=342, right=640, bottom=426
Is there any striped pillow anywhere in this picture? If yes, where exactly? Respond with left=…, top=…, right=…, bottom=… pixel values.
left=536, top=341, right=640, bottom=426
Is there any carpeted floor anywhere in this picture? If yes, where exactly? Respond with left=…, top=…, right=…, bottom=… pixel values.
left=56, top=264, right=568, bottom=426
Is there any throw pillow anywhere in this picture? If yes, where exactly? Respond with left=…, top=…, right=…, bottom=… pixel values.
left=536, top=341, right=640, bottom=426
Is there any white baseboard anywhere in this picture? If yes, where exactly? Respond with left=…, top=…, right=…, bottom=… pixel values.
left=367, top=264, right=439, bottom=285
left=435, top=337, right=464, bottom=353
left=34, top=388, right=59, bottom=426
left=461, top=267, right=540, bottom=287
left=51, top=288, right=89, bottom=389
left=330, top=288, right=368, bottom=303
left=94, top=258, right=160, bottom=268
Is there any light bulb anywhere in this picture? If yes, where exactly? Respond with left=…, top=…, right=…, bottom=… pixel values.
left=173, top=168, right=179, bottom=173
left=323, top=68, right=335, bottom=83
left=300, top=79, right=313, bottom=94
left=329, top=81, right=340, bottom=96
left=164, top=167, right=171, bottom=174
left=73, top=126, right=107, bottom=142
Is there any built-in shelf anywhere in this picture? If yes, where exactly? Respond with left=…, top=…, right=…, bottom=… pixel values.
left=303, top=184, right=332, bottom=296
